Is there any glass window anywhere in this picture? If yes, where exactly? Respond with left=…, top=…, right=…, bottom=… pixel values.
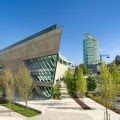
left=24, top=54, right=58, bottom=97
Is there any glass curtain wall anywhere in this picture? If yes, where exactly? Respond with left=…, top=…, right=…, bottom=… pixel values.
left=25, top=54, right=58, bottom=97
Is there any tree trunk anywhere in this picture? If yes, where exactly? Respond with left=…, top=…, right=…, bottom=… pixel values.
left=8, top=101, right=11, bottom=116
left=25, top=102, right=27, bottom=109
left=106, top=107, right=109, bottom=120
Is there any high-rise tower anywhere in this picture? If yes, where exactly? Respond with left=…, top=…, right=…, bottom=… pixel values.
left=83, top=33, right=100, bottom=71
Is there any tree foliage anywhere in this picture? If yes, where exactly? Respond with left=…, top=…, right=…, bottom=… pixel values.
left=3, top=68, right=15, bottom=113
left=115, top=55, right=120, bottom=65
left=0, top=74, right=4, bottom=97
left=52, top=84, right=61, bottom=99
left=15, top=65, right=33, bottom=107
left=108, top=63, right=120, bottom=94
left=75, top=67, right=87, bottom=96
left=65, top=67, right=87, bottom=97
left=86, top=76, right=96, bottom=92
left=109, top=63, right=120, bottom=83
left=79, top=64, right=89, bottom=75
left=99, top=64, right=118, bottom=120
left=65, top=70, right=76, bottom=95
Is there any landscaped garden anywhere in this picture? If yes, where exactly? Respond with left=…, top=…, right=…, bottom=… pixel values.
left=0, top=65, right=42, bottom=117
left=0, top=97, right=41, bottom=117
left=64, top=65, right=92, bottom=109
left=0, top=100, right=40, bottom=117
left=64, top=62, right=120, bottom=119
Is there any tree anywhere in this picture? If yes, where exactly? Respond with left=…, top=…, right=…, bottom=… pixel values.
left=77, top=71, right=87, bottom=96
left=15, top=65, right=33, bottom=107
left=99, top=64, right=118, bottom=120
left=79, top=64, right=89, bottom=75
left=86, top=76, right=96, bottom=92
left=65, top=68, right=87, bottom=98
left=75, top=67, right=87, bottom=97
left=109, top=63, right=120, bottom=94
left=115, top=55, right=120, bottom=66
left=109, top=63, right=120, bottom=83
left=64, top=70, right=76, bottom=95
left=0, top=59, right=5, bottom=99
left=3, top=68, right=15, bottom=114
left=0, top=74, right=4, bottom=98
left=52, top=84, right=61, bottom=99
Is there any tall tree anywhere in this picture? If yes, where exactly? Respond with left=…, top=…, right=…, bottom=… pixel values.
left=0, top=74, right=3, bottom=98
left=3, top=68, right=15, bottom=114
left=109, top=63, right=120, bottom=95
left=64, top=70, right=76, bottom=95
left=15, top=65, right=33, bottom=107
left=74, top=68, right=87, bottom=96
left=109, top=63, right=120, bottom=83
left=99, top=64, right=118, bottom=120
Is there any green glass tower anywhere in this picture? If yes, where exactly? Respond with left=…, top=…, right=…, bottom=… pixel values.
left=83, top=33, right=100, bottom=69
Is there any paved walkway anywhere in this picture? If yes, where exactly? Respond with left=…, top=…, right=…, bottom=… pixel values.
left=17, top=82, right=93, bottom=120
left=2, top=82, right=119, bottom=120
left=82, top=97, right=120, bottom=120
left=27, top=83, right=83, bottom=113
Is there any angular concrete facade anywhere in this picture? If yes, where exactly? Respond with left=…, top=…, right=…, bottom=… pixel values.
left=0, top=25, right=71, bottom=98
left=0, top=25, right=61, bottom=71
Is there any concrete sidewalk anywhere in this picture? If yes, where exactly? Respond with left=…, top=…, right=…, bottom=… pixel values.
left=17, top=82, right=93, bottom=120
left=82, top=97, right=120, bottom=120
left=17, top=82, right=83, bottom=113
left=16, top=82, right=120, bottom=120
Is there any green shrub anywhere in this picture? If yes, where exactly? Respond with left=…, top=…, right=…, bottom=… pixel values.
left=52, top=84, right=61, bottom=99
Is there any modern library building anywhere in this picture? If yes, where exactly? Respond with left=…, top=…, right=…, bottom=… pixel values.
left=0, top=24, right=72, bottom=98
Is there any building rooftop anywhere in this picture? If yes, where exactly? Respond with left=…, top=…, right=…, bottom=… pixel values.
left=0, top=24, right=57, bottom=53
left=59, top=53, right=72, bottom=64
left=84, top=33, right=98, bottom=40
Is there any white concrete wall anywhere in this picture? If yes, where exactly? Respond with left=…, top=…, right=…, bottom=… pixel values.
left=55, top=62, right=69, bottom=83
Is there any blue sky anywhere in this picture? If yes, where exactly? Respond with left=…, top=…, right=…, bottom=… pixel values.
left=0, top=0, right=120, bottom=64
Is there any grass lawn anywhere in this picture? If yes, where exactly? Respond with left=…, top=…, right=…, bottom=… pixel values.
left=0, top=98, right=41, bottom=117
